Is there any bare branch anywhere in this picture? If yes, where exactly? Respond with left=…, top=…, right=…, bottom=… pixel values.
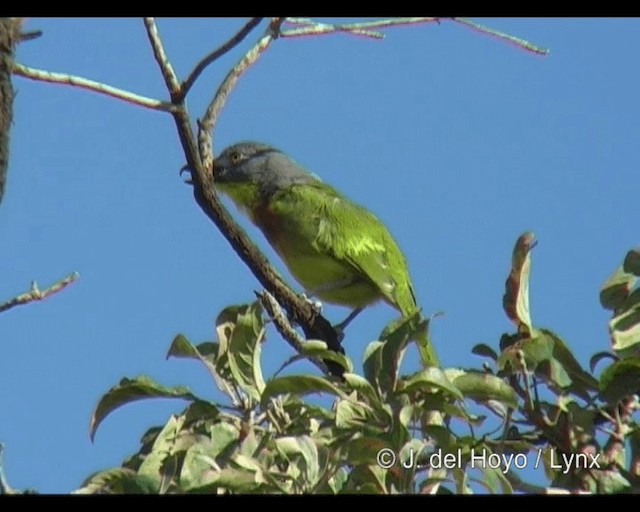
left=180, top=17, right=264, bottom=99
left=198, top=17, right=283, bottom=171
left=142, top=18, right=180, bottom=95
left=282, top=17, right=440, bottom=39
left=0, top=272, right=79, bottom=314
left=12, top=64, right=174, bottom=112
left=451, top=18, right=549, bottom=56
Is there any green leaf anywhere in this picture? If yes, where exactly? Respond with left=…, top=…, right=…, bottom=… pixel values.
left=136, top=414, right=187, bottom=492
left=180, top=440, right=218, bottom=491
left=74, top=468, right=160, bottom=494
left=335, top=400, right=375, bottom=430
left=544, top=329, right=599, bottom=394
left=184, top=467, right=263, bottom=493
left=167, top=335, right=220, bottom=383
left=327, top=468, right=348, bottom=494
left=261, top=375, right=346, bottom=406
left=298, top=340, right=353, bottom=373
left=342, top=372, right=381, bottom=404
left=599, top=357, right=640, bottom=403
left=503, top=231, right=537, bottom=336
left=623, top=248, right=640, bottom=276
left=226, top=302, right=266, bottom=402
left=274, top=436, right=320, bottom=488
left=610, top=305, right=640, bottom=353
left=341, top=437, right=390, bottom=467
left=600, top=264, right=635, bottom=311
left=589, top=351, right=618, bottom=373
left=472, top=343, right=498, bottom=361
left=451, top=371, right=518, bottom=409
left=398, top=367, right=463, bottom=400
left=362, top=340, right=385, bottom=393
left=378, top=312, right=434, bottom=393
left=90, top=376, right=197, bottom=441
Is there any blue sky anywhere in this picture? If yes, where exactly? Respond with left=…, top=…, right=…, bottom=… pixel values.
left=1, top=18, right=639, bottom=493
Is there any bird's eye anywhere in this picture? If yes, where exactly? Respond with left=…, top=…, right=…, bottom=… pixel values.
left=230, top=151, right=241, bottom=163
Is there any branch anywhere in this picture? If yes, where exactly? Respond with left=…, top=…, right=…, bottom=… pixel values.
left=198, top=17, right=283, bottom=170
left=12, top=64, right=174, bottom=112
left=180, top=17, right=264, bottom=99
left=142, top=18, right=180, bottom=96
left=0, top=271, right=79, bottom=314
left=281, top=17, right=440, bottom=39
left=451, top=18, right=549, bottom=56
left=280, top=17, right=549, bottom=57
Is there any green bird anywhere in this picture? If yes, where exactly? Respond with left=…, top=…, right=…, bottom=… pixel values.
left=214, top=141, right=437, bottom=365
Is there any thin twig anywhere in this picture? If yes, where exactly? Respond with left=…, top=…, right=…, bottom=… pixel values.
left=198, top=17, right=283, bottom=171
left=142, top=18, right=180, bottom=96
left=451, top=18, right=549, bottom=56
left=180, top=17, right=264, bottom=99
left=12, top=64, right=173, bottom=112
left=282, top=17, right=440, bottom=39
left=0, top=272, right=79, bottom=314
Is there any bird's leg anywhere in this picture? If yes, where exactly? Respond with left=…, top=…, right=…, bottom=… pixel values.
left=334, top=307, right=364, bottom=333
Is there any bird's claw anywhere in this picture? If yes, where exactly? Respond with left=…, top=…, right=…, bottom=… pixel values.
left=179, top=164, right=193, bottom=185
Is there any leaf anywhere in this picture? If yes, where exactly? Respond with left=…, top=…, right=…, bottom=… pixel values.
left=90, top=376, right=197, bottom=441
left=342, top=372, right=381, bottom=404
left=180, top=440, right=218, bottom=491
left=260, top=375, right=346, bottom=406
left=226, top=302, right=266, bottom=402
left=167, top=335, right=219, bottom=379
left=589, top=351, right=618, bottom=373
left=599, top=357, right=640, bottom=403
left=451, top=371, right=518, bottom=409
left=544, top=329, right=599, bottom=394
left=335, top=400, right=375, bottom=430
left=472, top=343, right=498, bottom=361
left=362, top=340, right=385, bottom=394
left=600, top=264, right=635, bottom=311
left=274, top=436, right=320, bottom=488
left=502, top=231, right=537, bottom=336
left=378, top=312, right=432, bottom=393
left=298, top=340, right=353, bottom=373
left=183, top=467, right=263, bottom=493
left=623, top=248, right=640, bottom=276
left=137, top=414, right=187, bottom=491
left=398, top=367, right=463, bottom=400
left=610, top=305, right=640, bottom=354
left=341, top=437, right=391, bottom=467
left=74, top=468, right=160, bottom=494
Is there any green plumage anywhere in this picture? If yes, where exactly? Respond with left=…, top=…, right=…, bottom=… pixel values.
left=260, top=181, right=418, bottom=316
left=214, top=142, right=438, bottom=366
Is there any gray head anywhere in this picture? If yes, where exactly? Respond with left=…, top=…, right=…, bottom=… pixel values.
left=214, top=141, right=319, bottom=199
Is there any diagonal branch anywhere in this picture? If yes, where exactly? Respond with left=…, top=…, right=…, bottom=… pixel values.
left=198, top=17, right=283, bottom=170
left=180, top=17, right=264, bottom=100
left=13, top=64, right=174, bottom=112
left=282, top=17, right=440, bottom=39
left=142, top=17, right=180, bottom=96
left=0, top=272, right=79, bottom=314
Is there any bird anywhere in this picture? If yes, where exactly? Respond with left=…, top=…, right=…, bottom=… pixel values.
left=213, top=141, right=437, bottom=365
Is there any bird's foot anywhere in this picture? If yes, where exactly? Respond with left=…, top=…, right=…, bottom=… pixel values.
left=300, top=293, right=323, bottom=316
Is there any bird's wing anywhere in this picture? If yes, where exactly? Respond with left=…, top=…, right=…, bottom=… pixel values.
left=280, top=182, right=418, bottom=315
